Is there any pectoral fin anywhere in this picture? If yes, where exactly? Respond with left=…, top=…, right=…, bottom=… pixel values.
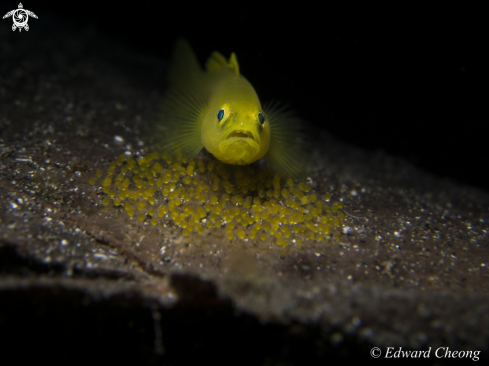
left=151, top=88, right=207, bottom=160
left=264, top=102, right=309, bottom=178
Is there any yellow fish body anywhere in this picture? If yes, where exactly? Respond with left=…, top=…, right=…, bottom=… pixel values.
left=154, top=39, right=306, bottom=177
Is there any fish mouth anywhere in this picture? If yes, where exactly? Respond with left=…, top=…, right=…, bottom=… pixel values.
left=225, top=130, right=255, bottom=140
left=219, top=129, right=261, bottom=164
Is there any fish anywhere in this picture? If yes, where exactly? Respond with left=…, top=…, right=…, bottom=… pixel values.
left=152, top=38, right=308, bottom=178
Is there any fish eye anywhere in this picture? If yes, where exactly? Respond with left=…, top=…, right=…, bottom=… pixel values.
left=258, top=112, right=265, bottom=125
left=217, top=109, right=225, bottom=122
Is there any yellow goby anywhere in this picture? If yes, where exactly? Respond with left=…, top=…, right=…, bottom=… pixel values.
left=153, top=39, right=307, bottom=178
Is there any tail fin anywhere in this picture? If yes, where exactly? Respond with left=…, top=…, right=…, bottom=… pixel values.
left=168, top=38, right=203, bottom=88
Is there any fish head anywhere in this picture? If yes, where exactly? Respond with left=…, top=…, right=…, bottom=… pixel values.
left=202, top=100, right=270, bottom=165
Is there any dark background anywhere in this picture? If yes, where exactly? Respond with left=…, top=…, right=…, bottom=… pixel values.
left=3, top=1, right=488, bottom=191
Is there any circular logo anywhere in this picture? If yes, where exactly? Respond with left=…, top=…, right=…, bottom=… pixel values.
left=370, top=347, right=381, bottom=358
left=12, top=9, right=28, bottom=27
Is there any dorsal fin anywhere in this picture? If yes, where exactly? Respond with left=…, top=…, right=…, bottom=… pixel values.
left=228, top=53, right=240, bottom=77
left=205, top=51, right=228, bottom=72
left=205, top=51, right=240, bottom=77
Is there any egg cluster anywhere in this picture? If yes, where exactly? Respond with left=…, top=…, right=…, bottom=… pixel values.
left=89, top=152, right=345, bottom=246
